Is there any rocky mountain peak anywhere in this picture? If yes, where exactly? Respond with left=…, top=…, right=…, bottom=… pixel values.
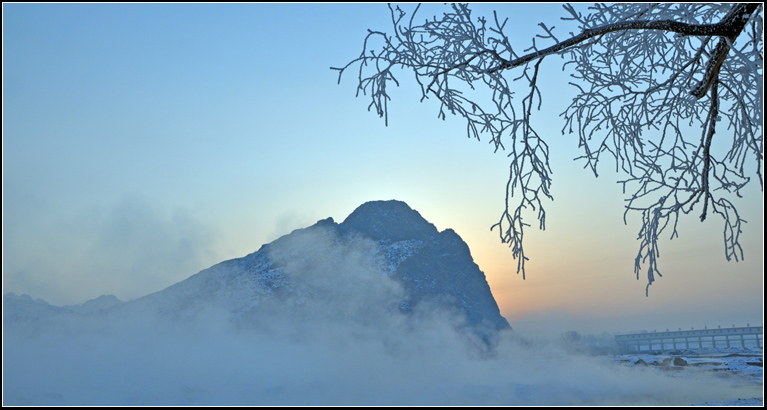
left=340, top=199, right=439, bottom=241
left=338, top=200, right=510, bottom=335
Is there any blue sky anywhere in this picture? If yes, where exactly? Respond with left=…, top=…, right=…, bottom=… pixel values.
left=3, top=3, right=763, bottom=335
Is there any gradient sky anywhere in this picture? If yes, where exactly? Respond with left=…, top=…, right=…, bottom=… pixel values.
left=3, top=3, right=763, bottom=336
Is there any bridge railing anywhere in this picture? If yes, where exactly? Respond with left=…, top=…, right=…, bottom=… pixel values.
left=614, top=326, right=763, bottom=354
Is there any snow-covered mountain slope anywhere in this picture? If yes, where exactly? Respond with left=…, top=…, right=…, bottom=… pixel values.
left=122, top=200, right=510, bottom=338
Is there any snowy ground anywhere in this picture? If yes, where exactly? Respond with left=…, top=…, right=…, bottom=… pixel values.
left=606, top=348, right=763, bottom=406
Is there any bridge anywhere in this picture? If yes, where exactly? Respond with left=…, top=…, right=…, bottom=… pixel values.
left=615, top=325, right=763, bottom=354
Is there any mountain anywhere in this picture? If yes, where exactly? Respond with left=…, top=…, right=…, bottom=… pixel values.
left=62, top=294, right=123, bottom=314
left=125, top=200, right=510, bottom=339
left=2, top=293, right=75, bottom=326
left=5, top=200, right=510, bottom=342
left=339, top=200, right=510, bottom=333
left=3, top=293, right=125, bottom=328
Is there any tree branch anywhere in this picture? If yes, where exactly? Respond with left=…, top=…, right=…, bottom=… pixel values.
left=700, top=76, right=719, bottom=221
left=483, top=3, right=760, bottom=76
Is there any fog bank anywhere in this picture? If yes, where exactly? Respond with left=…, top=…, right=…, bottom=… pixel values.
left=3, top=228, right=760, bottom=405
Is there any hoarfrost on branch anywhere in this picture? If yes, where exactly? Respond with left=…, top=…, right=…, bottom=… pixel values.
left=332, top=3, right=763, bottom=294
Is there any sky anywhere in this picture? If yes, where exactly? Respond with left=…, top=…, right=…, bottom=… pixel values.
left=2, top=3, right=763, bottom=337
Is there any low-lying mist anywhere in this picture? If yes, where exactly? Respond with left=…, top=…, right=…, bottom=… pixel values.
left=3, top=228, right=759, bottom=405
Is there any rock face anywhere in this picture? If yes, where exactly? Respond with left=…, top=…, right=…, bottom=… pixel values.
left=128, top=200, right=510, bottom=339
left=338, top=200, right=510, bottom=333
left=340, top=200, right=439, bottom=242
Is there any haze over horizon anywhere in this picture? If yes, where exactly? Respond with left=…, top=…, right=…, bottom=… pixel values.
left=3, top=3, right=763, bottom=337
